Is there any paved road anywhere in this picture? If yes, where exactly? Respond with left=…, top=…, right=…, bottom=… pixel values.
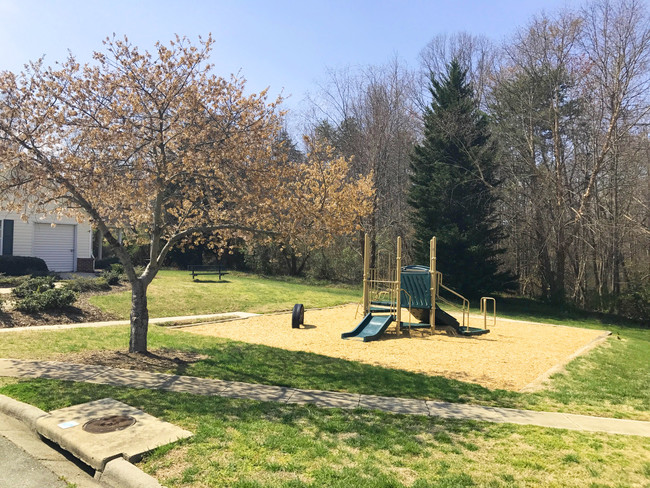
left=0, top=435, right=66, bottom=488
left=0, top=411, right=104, bottom=488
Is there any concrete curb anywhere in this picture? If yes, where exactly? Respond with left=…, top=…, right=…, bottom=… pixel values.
left=0, top=393, right=48, bottom=432
left=0, top=393, right=165, bottom=488
left=98, top=458, right=163, bottom=488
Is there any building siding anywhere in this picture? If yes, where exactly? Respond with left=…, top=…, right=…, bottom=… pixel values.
left=0, top=210, right=93, bottom=271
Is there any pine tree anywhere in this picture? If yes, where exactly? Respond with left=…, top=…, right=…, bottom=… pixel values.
left=409, top=59, right=509, bottom=298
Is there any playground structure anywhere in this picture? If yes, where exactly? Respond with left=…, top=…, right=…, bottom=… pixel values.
left=342, top=235, right=495, bottom=342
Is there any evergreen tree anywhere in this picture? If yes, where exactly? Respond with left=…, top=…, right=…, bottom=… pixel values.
left=409, top=59, right=509, bottom=298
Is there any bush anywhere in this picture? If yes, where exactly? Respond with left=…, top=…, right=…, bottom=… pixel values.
left=617, top=282, right=650, bottom=323
left=98, top=262, right=124, bottom=286
left=11, top=276, right=56, bottom=299
left=100, top=269, right=120, bottom=286
left=15, top=288, right=77, bottom=313
left=0, top=274, right=29, bottom=288
left=0, top=256, right=49, bottom=276
left=94, top=257, right=120, bottom=269
left=64, top=277, right=111, bottom=293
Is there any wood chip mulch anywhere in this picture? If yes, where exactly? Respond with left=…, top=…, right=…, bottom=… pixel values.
left=183, top=304, right=606, bottom=391
left=54, top=348, right=209, bottom=373
left=0, top=292, right=118, bottom=328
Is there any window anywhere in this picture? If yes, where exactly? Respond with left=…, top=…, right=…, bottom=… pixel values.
left=0, top=219, right=13, bottom=256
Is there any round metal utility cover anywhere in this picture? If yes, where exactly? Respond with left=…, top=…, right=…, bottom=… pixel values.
left=82, top=415, right=136, bottom=434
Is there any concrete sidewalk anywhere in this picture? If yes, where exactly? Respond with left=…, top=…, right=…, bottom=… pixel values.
left=1, top=358, right=648, bottom=437
left=0, top=312, right=259, bottom=333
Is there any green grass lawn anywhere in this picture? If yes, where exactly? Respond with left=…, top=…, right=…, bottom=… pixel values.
left=89, top=270, right=361, bottom=318
left=1, top=272, right=648, bottom=420
left=0, top=315, right=647, bottom=420
left=2, top=275, right=649, bottom=487
left=0, top=379, right=648, bottom=488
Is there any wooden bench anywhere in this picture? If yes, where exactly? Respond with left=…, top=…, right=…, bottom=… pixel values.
left=188, top=264, right=228, bottom=281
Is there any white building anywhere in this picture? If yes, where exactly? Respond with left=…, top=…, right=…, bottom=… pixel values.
left=0, top=210, right=94, bottom=273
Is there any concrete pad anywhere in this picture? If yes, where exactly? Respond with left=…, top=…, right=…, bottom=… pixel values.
left=0, top=321, right=131, bottom=333
left=562, top=412, right=650, bottom=437
left=0, top=359, right=106, bottom=383
left=87, top=369, right=175, bottom=389
left=157, top=375, right=230, bottom=396
left=288, top=389, right=360, bottom=409
left=425, top=401, right=581, bottom=429
left=220, top=382, right=294, bottom=402
left=36, top=398, right=192, bottom=470
left=90, top=369, right=230, bottom=396
left=87, top=369, right=229, bottom=396
left=360, top=395, right=429, bottom=415
left=0, top=312, right=260, bottom=334
left=158, top=312, right=260, bottom=327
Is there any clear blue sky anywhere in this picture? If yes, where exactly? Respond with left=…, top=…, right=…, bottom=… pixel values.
left=0, top=0, right=582, bottom=115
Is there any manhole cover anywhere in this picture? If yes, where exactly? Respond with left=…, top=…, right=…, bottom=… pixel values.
left=82, top=415, right=136, bottom=434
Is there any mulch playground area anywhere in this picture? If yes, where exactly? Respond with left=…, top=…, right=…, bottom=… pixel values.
left=184, top=304, right=606, bottom=391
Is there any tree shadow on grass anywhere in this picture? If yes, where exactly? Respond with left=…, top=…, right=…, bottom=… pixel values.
left=182, top=341, right=520, bottom=406
left=0, top=379, right=490, bottom=447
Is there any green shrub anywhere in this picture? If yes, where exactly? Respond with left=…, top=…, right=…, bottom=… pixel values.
left=64, top=277, right=111, bottom=293
left=617, top=283, right=650, bottom=323
left=100, top=263, right=124, bottom=285
left=15, top=288, right=77, bottom=313
left=0, top=256, right=49, bottom=276
left=11, top=276, right=56, bottom=299
left=99, top=270, right=120, bottom=286
left=94, top=257, right=120, bottom=269
left=0, top=274, right=29, bottom=288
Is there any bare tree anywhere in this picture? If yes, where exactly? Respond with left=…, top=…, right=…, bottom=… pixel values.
left=418, top=32, right=498, bottom=110
left=304, top=57, right=420, bottom=260
left=492, top=0, right=650, bottom=311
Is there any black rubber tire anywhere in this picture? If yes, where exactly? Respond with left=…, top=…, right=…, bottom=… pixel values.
left=292, top=304, right=304, bottom=328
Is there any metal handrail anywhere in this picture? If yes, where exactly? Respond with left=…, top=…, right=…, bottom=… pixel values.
left=480, top=297, right=496, bottom=329
left=436, top=272, right=470, bottom=329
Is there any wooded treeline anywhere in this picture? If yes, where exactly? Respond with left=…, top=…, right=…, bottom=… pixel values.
left=239, top=0, right=649, bottom=318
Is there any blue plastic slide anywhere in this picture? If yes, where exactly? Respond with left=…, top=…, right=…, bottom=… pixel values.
left=341, top=314, right=394, bottom=342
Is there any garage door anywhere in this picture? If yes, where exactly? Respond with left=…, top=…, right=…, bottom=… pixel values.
left=33, top=223, right=76, bottom=272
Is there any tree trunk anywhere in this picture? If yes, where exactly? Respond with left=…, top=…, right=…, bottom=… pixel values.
left=129, top=279, right=149, bottom=353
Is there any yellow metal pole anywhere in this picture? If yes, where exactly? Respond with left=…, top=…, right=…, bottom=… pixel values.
left=430, top=236, right=436, bottom=332
left=396, top=236, right=402, bottom=327
left=363, top=233, right=370, bottom=316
